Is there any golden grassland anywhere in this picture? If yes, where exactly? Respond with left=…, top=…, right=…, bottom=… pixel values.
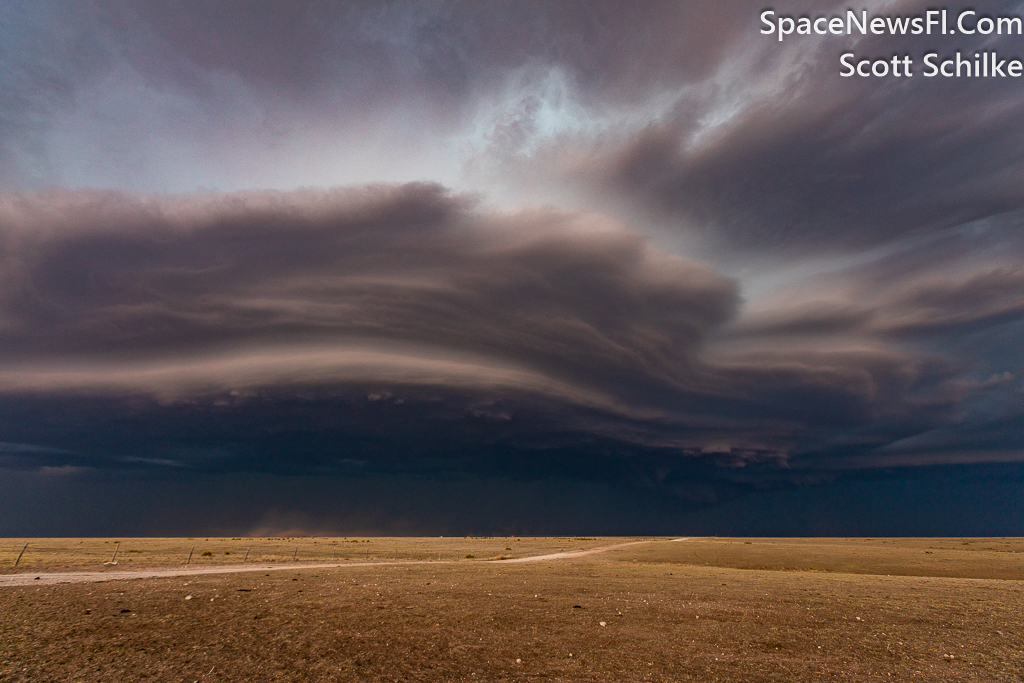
left=1, top=537, right=1022, bottom=682
left=0, top=536, right=618, bottom=573
left=614, top=537, right=1024, bottom=580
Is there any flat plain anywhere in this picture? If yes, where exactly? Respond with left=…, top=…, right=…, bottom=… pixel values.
left=1, top=537, right=1022, bottom=682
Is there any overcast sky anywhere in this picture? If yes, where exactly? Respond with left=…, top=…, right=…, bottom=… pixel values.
left=2, top=0, right=1023, bottom=536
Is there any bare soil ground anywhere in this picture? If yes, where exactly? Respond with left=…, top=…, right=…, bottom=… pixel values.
left=2, top=537, right=1022, bottom=682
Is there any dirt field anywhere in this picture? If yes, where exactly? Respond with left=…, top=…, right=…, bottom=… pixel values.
left=2, top=537, right=1022, bottom=682
left=0, top=536, right=621, bottom=574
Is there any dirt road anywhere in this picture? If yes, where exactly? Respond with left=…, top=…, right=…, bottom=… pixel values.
left=0, top=538, right=687, bottom=587
left=495, top=538, right=686, bottom=563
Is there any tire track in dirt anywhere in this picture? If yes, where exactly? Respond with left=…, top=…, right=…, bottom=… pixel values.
left=495, top=538, right=687, bottom=563
left=0, top=538, right=688, bottom=587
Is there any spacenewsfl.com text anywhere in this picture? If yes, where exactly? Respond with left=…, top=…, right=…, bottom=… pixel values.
left=761, top=9, right=1024, bottom=77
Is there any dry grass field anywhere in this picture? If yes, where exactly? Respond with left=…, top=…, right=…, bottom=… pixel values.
left=0, top=536, right=617, bottom=573
left=2, top=537, right=1022, bottom=682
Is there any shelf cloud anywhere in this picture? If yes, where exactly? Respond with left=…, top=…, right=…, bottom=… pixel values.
left=1, top=1, right=1022, bottom=534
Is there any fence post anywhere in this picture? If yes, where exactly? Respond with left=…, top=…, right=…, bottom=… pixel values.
left=107, top=542, right=120, bottom=564
left=244, top=546, right=250, bottom=562
left=292, top=547, right=297, bottom=562
left=186, top=546, right=194, bottom=565
left=14, top=543, right=28, bottom=567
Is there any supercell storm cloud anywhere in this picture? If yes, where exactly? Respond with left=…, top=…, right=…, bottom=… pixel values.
left=0, top=1, right=1022, bottom=535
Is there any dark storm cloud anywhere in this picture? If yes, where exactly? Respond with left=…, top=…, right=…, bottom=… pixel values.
left=0, top=184, right=752, bottom=501
left=1, top=2, right=1022, bottom=530
left=727, top=213, right=1024, bottom=341
left=731, top=265, right=1024, bottom=340
left=0, top=184, right=736, bottom=406
left=714, top=211, right=1024, bottom=471
left=1, top=185, right=1021, bottom=508
left=554, top=1, right=1024, bottom=252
